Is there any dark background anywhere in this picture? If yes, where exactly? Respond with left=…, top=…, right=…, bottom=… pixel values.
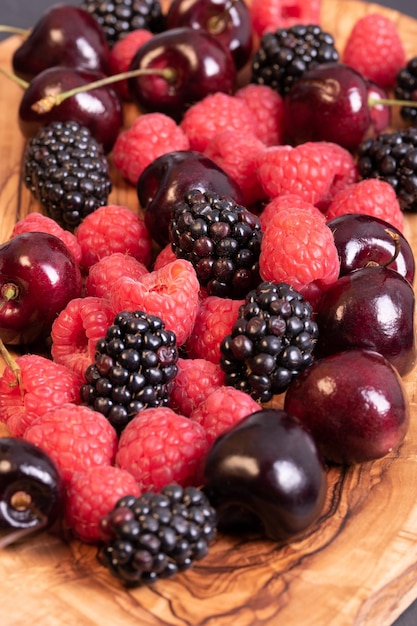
left=1, top=1, right=417, bottom=625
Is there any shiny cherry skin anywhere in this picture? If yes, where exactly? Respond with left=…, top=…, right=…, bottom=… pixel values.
left=166, top=0, right=253, bottom=70
left=366, top=80, right=391, bottom=135
left=12, top=4, right=110, bottom=81
left=128, top=27, right=237, bottom=120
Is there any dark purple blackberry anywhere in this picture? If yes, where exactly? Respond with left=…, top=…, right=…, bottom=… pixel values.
left=98, top=483, right=217, bottom=585
left=81, top=0, right=166, bottom=47
left=169, top=189, right=263, bottom=299
left=357, top=128, right=417, bottom=212
left=23, top=120, right=111, bottom=232
left=251, top=24, right=339, bottom=96
left=80, top=310, right=178, bottom=432
left=219, top=281, right=319, bottom=402
left=395, top=56, right=417, bottom=125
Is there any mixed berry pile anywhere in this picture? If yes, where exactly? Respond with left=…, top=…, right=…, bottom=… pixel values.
left=0, top=0, right=417, bottom=589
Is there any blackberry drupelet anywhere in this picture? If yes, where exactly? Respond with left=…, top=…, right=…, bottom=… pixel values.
left=219, top=281, right=319, bottom=402
left=98, top=483, right=217, bottom=585
left=24, top=120, right=111, bottom=232
left=80, top=310, right=178, bottom=432
left=357, top=128, right=417, bottom=212
left=169, top=189, right=263, bottom=299
left=395, top=56, right=417, bottom=125
left=251, top=24, right=339, bottom=96
left=81, top=0, right=166, bottom=47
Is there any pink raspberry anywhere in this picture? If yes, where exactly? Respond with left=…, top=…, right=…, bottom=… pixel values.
left=185, top=295, right=243, bottom=364
left=110, top=259, right=200, bottom=346
left=325, top=179, right=404, bottom=232
left=10, top=212, right=82, bottom=265
left=50, top=296, right=116, bottom=380
left=313, top=142, right=358, bottom=212
left=0, top=354, right=82, bottom=438
left=115, top=407, right=209, bottom=491
left=85, top=253, right=148, bottom=299
left=204, top=129, right=266, bottom=206
left=152, top=243, right=177, bottom=270
left=65, top=466, right=141, bottom=543
left=75, top=204, right=152, bottom=271
left=235, top=83, right=284, bottom=146
left=108, top=29, right=154, bottom=100
left=342, top=13, right=406, bottom=89
left=169, top=357, right=225, bottom=417
left=259, top=194, right=325, bottom=232
left=189, top=386, right=260, bottom=447
left=180, top=92, right=257, bottom=153
left=24, top=403, right=118, bottom=487
left=249, top=0, right=321, bottom=37
left=112, top=113, right=190, bottom=185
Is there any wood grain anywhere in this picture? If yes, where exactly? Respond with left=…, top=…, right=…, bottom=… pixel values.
left=1, top=1, right=417, bottom=625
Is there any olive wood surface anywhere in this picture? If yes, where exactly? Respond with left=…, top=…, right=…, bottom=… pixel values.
left=1, top=1, right=417, bottom=625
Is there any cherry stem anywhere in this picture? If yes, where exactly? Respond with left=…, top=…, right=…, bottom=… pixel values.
left=0, top=25, right=28, bottom=37
left=207, top=0, right=238, bottom=33
left=0, top=338, right=23, bottom=396
left=0, top=508, right=48, bottom=549
left=0, top=67, right=29, bottom=90
left=369, top=96, right=417, bottom=108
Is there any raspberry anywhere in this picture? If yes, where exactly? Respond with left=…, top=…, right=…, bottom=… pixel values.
left=256, top=143, right=333, bottom=205
left=152, top=243, right=177, bottom=270
left=115, top=407, right=209, bottom=491
left=0, top=354, right=82, bottom=438
left=50, top=296, right=116, bottom=380
left=189, top=386, right=260, bottom=446
left=249, top=0, right=321, bottom=38
left=109, top=259, right=201, bottom=346
left=179, top=92, right=257, bottom=153
left=65, top=466, right=141, bottom=543
left=75, top=204, right=152, bottom=271
left=325, top=179, right=404, bottom=232
left=10, top=212, right=82, bottom=265
left=235, top=83, right=284, bottom=147
left=204, top=130, right=266, bottom=206
left=259, top=194, right=325, bottom=232
left=185, top=295, right=243, bottom=364
left=342, top=13, right=406, bottom=89
left=313, top=142, right=358, bottom=212
left=108, top=29, right=154, bottom=100
left=169, top=357, right=225, bottom=417
left=85, top=253, right=149, bottom=298
left=24, top=403, right=118, bottom=486
left=112, top=113, right=190, bottom=185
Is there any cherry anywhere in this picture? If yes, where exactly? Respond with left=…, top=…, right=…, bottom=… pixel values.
left=0, top=232, right=83, bottom=345
left=366, top=80, right=391, bottom=135
left=165, top=0, right=253, bottom=70
left=284, top=349, right=410, bottom=465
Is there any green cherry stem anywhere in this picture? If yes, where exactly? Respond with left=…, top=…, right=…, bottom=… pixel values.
left=369, top=96, right=417, bottom=108
left=0, top=25, right=28, bottom=37
left=0, top=67, right=29, bottom=90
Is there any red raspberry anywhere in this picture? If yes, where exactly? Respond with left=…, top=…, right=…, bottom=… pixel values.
left=325, top=179, right=404, bottom=232
left=249, top=0, right=321, bottom=38
left=110, top=258, right=200, bottom=346
left=85, top=253, right=148, bottom=298
left=259, top=194, right=325, bottom=232
left=313, top=142, right=358, bottom=212
left=24, top=403, right=118, bottom=487
left=11, top=212, right=82, bottom=265
left=65, top=466, right=141, bottom=543
left=50, top=296, right=116, bottom=380
left=235, top=83, right=284, bottom=146
left=75, top=204, right=152, bottom=271
left=256, top=143, right=333, bottom=205
left=204, top=129, right=266, bottom=206
left=185, top=295, right=243, bottom=364
left=108, top=29, right=154, bottom=100
left=115, top=407, right=209, bottom=491
left=179, top=92, right=257, bottom=153
left=112, top=113, right=190, bottom=185
left=169, top=357, right=225, bottom=417
left=152, top=243, right=177, bottom=270
left=342, top=13, right=406, bottom=89
left=189, top=386, right=260, bottom=446
left=0, top=354, right=82, bottom=438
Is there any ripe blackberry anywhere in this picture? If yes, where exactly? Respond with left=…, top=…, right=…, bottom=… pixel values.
left=395, top=56, right=417, bottom=125
left=24, top=120, right=111, bottom=232
left=169, top=189, right=263, bottom=299
left=81, top=0, right=165, bottom=47
left=98, top=483, right=217, bottom=585
left=251, top=24, right=339, bottom=96
left=357, top=128, right=417, bottom=212
left=80, top=310, right=178, bottom=432
left=219, top=281, right=319, bottom=402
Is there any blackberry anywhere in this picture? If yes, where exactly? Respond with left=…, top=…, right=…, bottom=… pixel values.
left=81, top=0, right=166, bottom=47
left=219, top=281, right=319, bottom=402
left=80, top=310, right=178, bottom=432
left=24, top=120, right=111, bottom=232
left=251, top=24, right=339, bottom=96
left=169, top=189, right=263, bottom=299
left=395, top=56, right=417, bottom=125
left=98, top=483, right=217, bottom=585
left=357, top=128, right=417, bottom=212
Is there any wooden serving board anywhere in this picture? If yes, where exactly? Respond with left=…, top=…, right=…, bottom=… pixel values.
left=1, top=1, right=417, bottom=625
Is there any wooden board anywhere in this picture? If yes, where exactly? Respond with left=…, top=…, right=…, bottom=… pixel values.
left=1, top=1, right=417, bottom=625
